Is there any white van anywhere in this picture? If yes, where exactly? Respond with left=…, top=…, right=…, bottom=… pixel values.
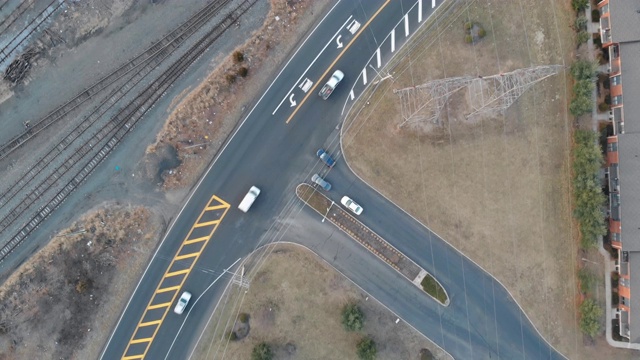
left=238, top=186, right=261, bottom=213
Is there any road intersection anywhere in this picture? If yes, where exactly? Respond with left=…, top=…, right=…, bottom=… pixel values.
left=101, top=1, right=566, bottom=359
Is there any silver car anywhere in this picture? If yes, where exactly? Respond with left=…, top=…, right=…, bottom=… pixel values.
left=312, top=174, right=331, bottom=191
left=174, top=291, right=192, bottom=315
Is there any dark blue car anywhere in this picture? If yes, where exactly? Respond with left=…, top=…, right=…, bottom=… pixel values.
left=316, top=148, right=335, bottom=167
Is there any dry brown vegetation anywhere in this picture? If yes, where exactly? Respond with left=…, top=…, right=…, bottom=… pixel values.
left=191, top=244, right=452, bottom=360
left=149, top=0, right=326, bottom=189
left=343, top=0, right=634, bottom=359
left=0, top=204, right=161, bottom=360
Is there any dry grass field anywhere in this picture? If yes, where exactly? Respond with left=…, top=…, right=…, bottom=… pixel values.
left=342, top=0, right=635, bottom=359
left=191, top=244, right=451, bottom=360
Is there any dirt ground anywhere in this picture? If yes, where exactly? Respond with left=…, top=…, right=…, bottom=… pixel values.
left=192, top=243, right=452, bottom=360
left=147, top=0, right=327, bottom=190
left=0, top=204, right=162, bottom=360
left=342, top=0, right=635, bottom=359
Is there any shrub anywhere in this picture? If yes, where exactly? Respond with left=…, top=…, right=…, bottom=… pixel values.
left=598, top=102, right=610, bottom=112
left=571, top=60, right=597, bottom=81
left=420, top=274, right=448, bottom=304
left=342, top=303, right=365, bottom=332
left=464, top=34, right=473, bottom=43
left=592, top=9, right=600, bottom=22
left=478, top=28, right=486, bottom=38
left=228, top=331, right=238, bottom=341
left=464, top=22, right=472, bottom=31
left=575, top=16, right=588, bottom=31
left=232, top=50, right=244, bottom=63
left=577, top=31, right=590, bottom=45
left=578, top=267, right=597, bottom=295
left=612, top=292, right=619, bottom=306
left=420, top=349, right=434, bottom=360
left=572, top=0, right=589, bottom=12
left=238, top=66, right=249, bottom=78
left=225, top=73, right=236, bottom=84
left=251, top=342, right=273, bottom=360
left=239, top=312, right=250, bottom=323
left=579, top=298, right=603, bottom=337
left=572, top=130, right=606, bottom=248
left=356, top=336, right=377, bottom=360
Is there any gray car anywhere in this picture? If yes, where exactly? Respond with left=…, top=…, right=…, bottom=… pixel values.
left=311, top=174, right=331, bottom=191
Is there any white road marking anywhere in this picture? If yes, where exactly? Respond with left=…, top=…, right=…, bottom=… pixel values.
left=391, top=29, right=395, bottom=52
left=362, top=67, right=367, bottom=85
left=289, top=93, right=297, bottom=107
left=272, top=15, right=354, bottom=115
left=432, top=0, right=436, bottom=8
left=376, top=48, right=381, bottom=68
left=347, top=19, right=361, bottom=34
left=336, top=34, right=343, bottom=48
left=299, top=78, right=313, bottom=93
left=419, top=0, right=423, bottom=22
left=404, top=14, right=409, bottom=37
left=350, top=90, right=355, bottom=100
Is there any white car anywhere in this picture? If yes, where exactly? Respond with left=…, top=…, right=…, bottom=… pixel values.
left=341, top=196, right=363, bottom=215
left=174, top=291, right=192, bottom=315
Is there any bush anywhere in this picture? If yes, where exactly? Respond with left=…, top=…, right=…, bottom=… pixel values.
left=478, top=28, right=486, bottom=38
left=598, top=102, right=610, bottom=112
left=251, top=342, right=273, bottom=360
left=577, top=31, right=590, bottom=45
left=571, top=60, right=597, bottom=81
left=572, top=0, right=589, bottom=12
left=225, top=73, right=236, bottom=84
left=612, top=292, right=619, bottom=306
left=592, top=9, right=600, bottom=22
left=232, top=50, right=244, bottom=63
left=578, top=267, right=597, bottom=295
left=239, top=313, right=250, bottom=322
left=237, top=66, right=249, bottom=78
left=342, top=303, right=365, bottom=332
left=575, top=16, right=588, bottom=31
left=572, top=130, right=606, bottom=248
left=420, top=349, right=434, bottom=360
left=569, top=93, right=592, bottom=117
left=579, top=298, right=603, bottom=337
left=356, top=336, right=377, bottom=360
left=464, top=22, right=472, bottom=31
left=464, top=34, right=473, bottom=43
left=228, top=331, right=238, bottom=341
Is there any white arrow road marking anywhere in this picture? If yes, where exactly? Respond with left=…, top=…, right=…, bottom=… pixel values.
left=361, top=68, right=367, bottom=85
left=272, top=15, right=354, bottom=115
left=350, top=90, right=355, bottom=100
left=391, top=29, right=395, bottom=52
left=289, top=93, right=297, bottom=107
left=376, top=48, right=381, bottom=68
left=419, top=0, right=423, bottom=22
left=336, top=34, right=343, bottom=48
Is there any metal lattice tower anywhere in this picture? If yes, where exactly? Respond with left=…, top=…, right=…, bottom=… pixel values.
left=394, top=65, right=563, bottom=127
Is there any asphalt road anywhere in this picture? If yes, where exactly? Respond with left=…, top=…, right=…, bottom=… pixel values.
left=101, top=1, right=566, bottom=359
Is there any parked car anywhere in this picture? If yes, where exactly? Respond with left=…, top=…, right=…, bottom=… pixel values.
left=316, top=148, right=336, bottom=167
left=312, top=174, right=331, bottom=191
left=174, top=291, right=192, bottom=315
left=341, top=196, right=363, bottom=215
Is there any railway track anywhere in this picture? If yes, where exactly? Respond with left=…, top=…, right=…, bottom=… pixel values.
left=0, top=0, right=236, bottom=161
left=0, top=0, right=257, bottom=262
left=0, top=0, right=62, bottom=69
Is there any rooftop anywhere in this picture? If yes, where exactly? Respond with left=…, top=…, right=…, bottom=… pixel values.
left=610, top=0, right=640, bottom=43
left=619, top=42, right=640, bottom=134
left=629, top=252, right=640, bottom=343
left=618, top=132, right=640, bottom=252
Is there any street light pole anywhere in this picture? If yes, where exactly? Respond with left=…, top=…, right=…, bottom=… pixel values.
left=581, top=258, right=598, bottom=265
left=322, top=201, right=334, bottom=223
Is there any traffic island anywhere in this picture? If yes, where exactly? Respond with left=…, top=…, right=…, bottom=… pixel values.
left=296, top=183, right=449, bottom=306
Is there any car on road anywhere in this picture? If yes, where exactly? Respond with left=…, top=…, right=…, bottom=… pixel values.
left=319, top=70, right=345, bottom=100
left=311, top=174, right=331, bottom=191
left=238, top=186, right=261, bottom=213
left=316, top=148, right=335, bottom=167
left=341, top=196, right=363, bottom=215
left=174, top=291, right=192, bottom=315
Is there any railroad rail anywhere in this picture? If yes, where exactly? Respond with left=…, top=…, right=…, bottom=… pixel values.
left=0, top=0, right=35, bottom=37
left=0, top=0, right=257, bottom=263
left=0, top=0, right=236, bottom=161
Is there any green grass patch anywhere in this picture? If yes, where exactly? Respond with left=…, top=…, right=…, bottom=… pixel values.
left=420, top=274, right=448, bottom=304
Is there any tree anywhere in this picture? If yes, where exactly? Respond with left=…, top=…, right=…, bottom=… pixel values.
left=579, top=298, right=603, bottom=337
left=577, top=31, right=590, bottom=45
left=342, top=303, right=365, bottom=332
left=572, top=0, right=589, bottom=12
left=570, top=60, right=597, bottom=81
left=251, top=342, right=273, bottom=360
left=357, top=336, right=377, bottom=360
left=569, top=95, right=592, bottom=117
left=574, top=16, right=588, bottom=31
